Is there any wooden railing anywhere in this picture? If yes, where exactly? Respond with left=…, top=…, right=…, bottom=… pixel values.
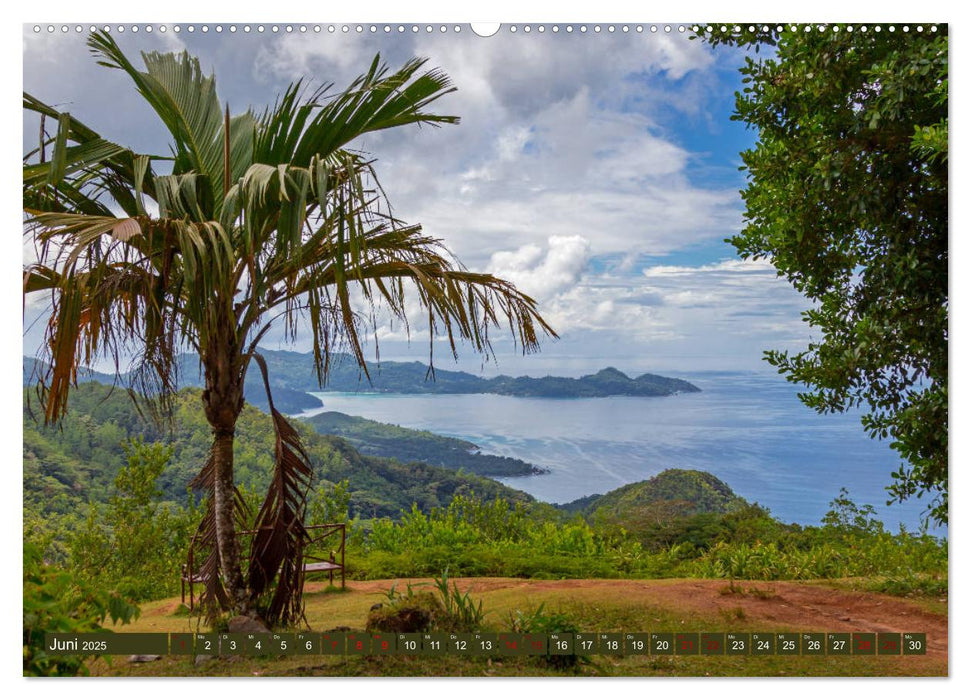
left=180, top=523, right=346, bottom=610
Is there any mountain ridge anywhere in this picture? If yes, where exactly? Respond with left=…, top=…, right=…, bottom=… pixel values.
left=23, top=350, right=700, bottom=403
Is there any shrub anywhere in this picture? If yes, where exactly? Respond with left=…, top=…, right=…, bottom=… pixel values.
left=433, top=568, right=485, bottom=632
left=23, top=542, right=139, bottom=676
left=508, top=603, right=583, bottom=669
left=366, top=591, right=443, bottom=634
left=366, top=569, right=486, bottom=634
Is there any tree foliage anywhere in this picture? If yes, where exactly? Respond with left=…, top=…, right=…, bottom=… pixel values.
left=68, top=439, right=200, bottom=601
left=705, top=25, right=948, bottom=524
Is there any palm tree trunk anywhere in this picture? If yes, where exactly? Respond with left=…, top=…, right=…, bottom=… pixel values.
left=202, top=339, right=247, bottom=615
left=211, top=427, right=247, bottom=613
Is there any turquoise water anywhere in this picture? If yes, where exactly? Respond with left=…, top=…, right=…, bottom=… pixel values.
left=304, top=371, right=944, bottom=534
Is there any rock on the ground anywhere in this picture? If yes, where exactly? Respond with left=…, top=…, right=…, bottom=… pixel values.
left=228, top=615, right=271, bottom=634
left=128, top=654, right=162, bottom=663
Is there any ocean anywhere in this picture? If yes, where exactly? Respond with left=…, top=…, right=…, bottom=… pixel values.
left=303, top=370, right=944, bottom=535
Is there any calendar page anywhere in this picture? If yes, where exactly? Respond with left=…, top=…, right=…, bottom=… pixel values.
left=22, top=19, right=948, bottom=681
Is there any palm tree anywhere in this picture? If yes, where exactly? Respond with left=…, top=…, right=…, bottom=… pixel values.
left=23, top=31, right=555, bottom=626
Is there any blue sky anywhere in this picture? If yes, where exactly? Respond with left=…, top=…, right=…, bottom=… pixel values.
left=23, top=24, right=820, bottom=376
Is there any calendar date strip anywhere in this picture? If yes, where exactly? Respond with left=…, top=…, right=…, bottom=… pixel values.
left=44, top=631, right=927, bottom=656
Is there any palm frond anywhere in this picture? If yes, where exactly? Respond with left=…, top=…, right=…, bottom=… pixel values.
left=290, top=55, right=459, bottom=166
left=23, top=92, right=165, bottom=217
left=23, top=209, right=235, bottom=422
left=86, top=30, right=254, bottom=217
left=253, top=81, right=328, bottom=165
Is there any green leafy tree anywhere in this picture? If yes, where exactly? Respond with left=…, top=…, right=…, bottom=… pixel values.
left=23, top=31, right=554, bottom=625
left=705, top=25, right=948, bottom=524
left=69, top=439, right=200, bottom=601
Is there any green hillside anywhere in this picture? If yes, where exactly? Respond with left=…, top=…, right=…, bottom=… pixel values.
left=563, top=469, right=750, bottom=519
left=23, top=382, right=532, bottom=520
left=302, top=411, right=546, bottom=478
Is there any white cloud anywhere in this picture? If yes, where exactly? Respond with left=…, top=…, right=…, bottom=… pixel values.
left=377, top=87, right=741, bottom=265
left=488, top=235, right=590, bottom=301
left=636, top=258, right=810, bottom=340
left=252, top=31, right=376, bottom=83
left=244, top=30, right=738, bottom=267
left=465, top=256, right=813, bottom=369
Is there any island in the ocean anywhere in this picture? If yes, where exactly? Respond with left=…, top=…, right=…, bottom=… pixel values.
left=24, top=349, right=700, bottom=414
left=217, top=349, right=702, bottom=399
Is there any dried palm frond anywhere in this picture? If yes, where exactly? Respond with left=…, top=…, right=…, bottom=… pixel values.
left=246, top=353, right=314, bottom=627
left=188, top=453, right=252, bottom=622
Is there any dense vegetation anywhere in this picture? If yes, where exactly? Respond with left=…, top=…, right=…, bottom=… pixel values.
left=24, top=542, right=140, bottom=676
left=302, top=411, right=546, bottom=477
left=23, top=382, right=532, bottom=522
left=350, top=489, right=944, bottom=592
left=562, top=469, right=749, bottom=520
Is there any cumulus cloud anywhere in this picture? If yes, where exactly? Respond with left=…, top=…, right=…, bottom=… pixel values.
left=488, top=235, right=590, bottom=301
left=243, top=29, right=740, bottom=266
left=378, top=86, right=742, bottom=265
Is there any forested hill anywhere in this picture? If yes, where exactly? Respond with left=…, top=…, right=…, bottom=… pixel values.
left=23, top=382, right=533, bottom=519
left=302, top=411, right=546, bottom=478
left=24, top=351, right=700, bottom=403
left=558, top=469, right=749, bottom=520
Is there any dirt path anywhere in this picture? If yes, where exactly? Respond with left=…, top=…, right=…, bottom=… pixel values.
left=310, top=577, right=947, bottom=660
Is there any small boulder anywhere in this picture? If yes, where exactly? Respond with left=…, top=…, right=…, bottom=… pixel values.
left=128, top=654, right=162, bottom=663
left=228, top=615, right=271, bottom=634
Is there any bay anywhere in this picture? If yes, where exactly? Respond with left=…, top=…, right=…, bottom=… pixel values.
left=303, top=371, right=944, bottom=535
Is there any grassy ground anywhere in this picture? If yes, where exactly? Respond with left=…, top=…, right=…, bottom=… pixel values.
left=89, top=577, right=947, bottom=678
